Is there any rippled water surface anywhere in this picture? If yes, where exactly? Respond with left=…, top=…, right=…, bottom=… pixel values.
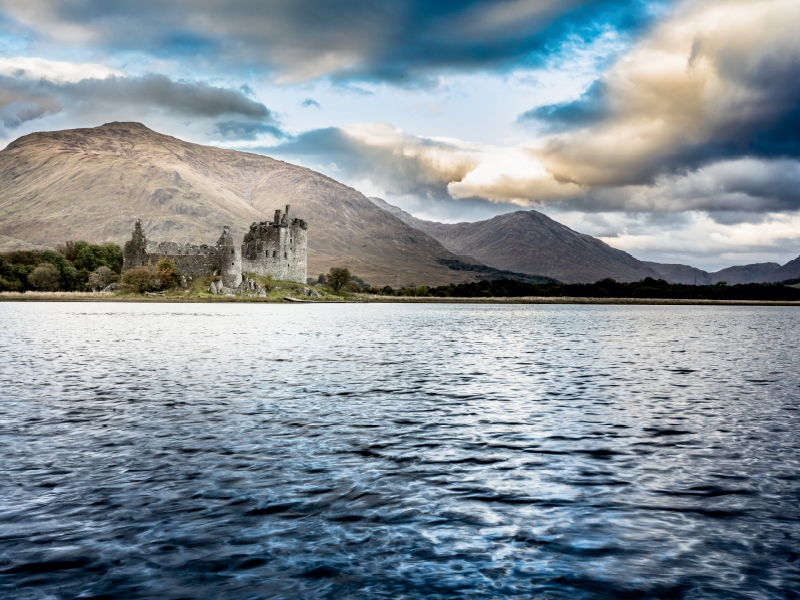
left=1, top=302, right=799, bottom=599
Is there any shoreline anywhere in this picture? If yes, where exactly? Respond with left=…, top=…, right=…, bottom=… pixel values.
left=1, top=291, right=799, bottom=306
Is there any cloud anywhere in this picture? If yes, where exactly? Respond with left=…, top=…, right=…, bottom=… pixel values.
left=521, top=0, right=800, bottom=187
left=0, top=56, right=122, bottom=83
left=269, top=122, right=480, bottom=201
left=596, top=211, right=800, bottom=269
left=0, top=0, right=667, bottom=85
left=260, top=0, right=799, bottom=218
left=214, top=119, right=285, bottom=140
left=56, top=74, right=272, bottom=120
left=267, top=122, right=576, bottom=206
left=0, top=71, right=280, bottom=137
left=581, top=158, right=800, bottom=214
left=300, top=98, right=321, bottom=109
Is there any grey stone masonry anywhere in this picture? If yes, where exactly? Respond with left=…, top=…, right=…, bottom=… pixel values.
left=122, top=205, right=307, bottom=286
left=241, top=205, right=308, bottom=284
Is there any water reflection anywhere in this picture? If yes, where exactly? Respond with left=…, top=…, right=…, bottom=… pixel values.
left=0, top=303, right=798, bottom=598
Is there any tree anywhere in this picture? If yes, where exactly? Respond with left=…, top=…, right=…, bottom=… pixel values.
left=39, top=250, right=81, bottom=290
left=28, top=263, right=61, bottom=291
left=327, top=267, right=351, bottom=292
left=55, top=241, right=78, bottom=262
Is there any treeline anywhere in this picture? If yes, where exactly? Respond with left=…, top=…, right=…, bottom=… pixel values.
left=0, top=241, right=123, bottom=292
left=422, top=278, right=800, bottom=301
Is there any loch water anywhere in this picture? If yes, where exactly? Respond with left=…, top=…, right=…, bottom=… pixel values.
left=0, top=302, right=799, bottom=599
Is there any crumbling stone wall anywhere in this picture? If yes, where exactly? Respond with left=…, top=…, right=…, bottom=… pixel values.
left=122, top=205, right=307, bottom=288
left=122, top=222, right=241, bottom=287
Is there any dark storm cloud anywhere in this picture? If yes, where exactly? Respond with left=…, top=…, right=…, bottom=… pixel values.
left=519, top=80, right=610, bottom=130
left=2, top=0, right=669, bottom=84
left=519, top=1, right=800, bottom=187
left=265, top=125, right=471, bottom=202
left=55, top=74, right=271, bottom=120
left=214, top=119, right=285, bottom=140
left=0, top=73, right=280, bottom=138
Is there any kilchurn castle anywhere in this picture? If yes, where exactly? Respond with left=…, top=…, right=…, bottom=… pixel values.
left=122, top=205, right=308, bottom=286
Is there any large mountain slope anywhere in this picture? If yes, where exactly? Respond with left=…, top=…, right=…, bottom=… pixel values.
left=0, top=122, right=473, bottom=286
left=759, top=256, right=800, bottom=283
left=370, top=197, right=661, bottom=283
left=644, top=261, right=780, bottom=285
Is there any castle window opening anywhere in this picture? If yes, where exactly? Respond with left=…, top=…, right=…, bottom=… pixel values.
left=284, top=252, right=287, bottom=259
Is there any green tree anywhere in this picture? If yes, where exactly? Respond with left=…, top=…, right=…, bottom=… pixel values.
left=28, top=263, right=61, bottom=291
left=327, top=267, right=351, bottom=293
left=98, top=243, right=124, bottom=273
left=39, top=250, right=81, bottom=291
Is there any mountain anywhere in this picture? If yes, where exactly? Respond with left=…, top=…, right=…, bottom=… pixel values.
left=759, top=256, right=800, bottom=283
left=0, top=122, right=475, bottom=286
left=369, top=197, right=661, bottom=283
left=643, top=262, right=711, bottom=285
left=645, top=261, right=781, bottom=285
left=711, top=263, right=780, bottom=285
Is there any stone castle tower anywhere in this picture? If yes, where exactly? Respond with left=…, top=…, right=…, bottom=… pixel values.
left=122, top=205, right=307, bottom=286
left=242, top=205, right=308, bottom=283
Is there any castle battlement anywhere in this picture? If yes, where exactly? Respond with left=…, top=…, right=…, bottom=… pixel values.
left=122, top=205, right=308, bottom=287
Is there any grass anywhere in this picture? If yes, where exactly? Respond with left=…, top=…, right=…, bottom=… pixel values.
left=2, top=290, right=799, bottom=305
left=0, top=279, right=353, bottom=303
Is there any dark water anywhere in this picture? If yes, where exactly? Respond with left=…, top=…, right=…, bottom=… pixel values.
left=1, top=303, right=799, bottom=599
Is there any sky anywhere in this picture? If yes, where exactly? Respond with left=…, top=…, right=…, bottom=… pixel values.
left=0, top=0, right=798, bottom=270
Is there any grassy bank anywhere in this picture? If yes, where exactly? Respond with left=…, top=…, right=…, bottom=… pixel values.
left=2, top=290, right=799, bottom=306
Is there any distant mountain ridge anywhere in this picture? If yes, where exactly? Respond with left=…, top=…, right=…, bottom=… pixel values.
left=369, top=197, right=662, bottom=283
left=0, top=122, right=478, bottom=286
left=643, top=261, right=782, bottom=285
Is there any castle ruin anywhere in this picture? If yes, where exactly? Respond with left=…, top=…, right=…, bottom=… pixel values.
left=122, top=205, right=308, bottom=286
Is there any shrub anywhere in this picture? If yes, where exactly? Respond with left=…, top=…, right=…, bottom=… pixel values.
left=87, top=266, right=119, bottom=291
left=120, top=259, right=183, bottom=293
left=120, top=266, right=161, bottom=293
left=327, top=267, right=351, bottom=293
left=343, top=280, right=361, bottom=293
left=28, top=263, right=61, bottom=291
left=155, top=258, right=181, bottom=289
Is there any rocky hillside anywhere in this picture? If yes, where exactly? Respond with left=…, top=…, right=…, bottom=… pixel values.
left=370, top=198, right=661, bottom=283
left=0, top=122, right=474, bottom=286
left=759, top=256, right=800, bottom=283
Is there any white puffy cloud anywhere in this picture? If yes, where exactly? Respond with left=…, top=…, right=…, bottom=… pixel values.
left=0, top=57, right=121, bottom=83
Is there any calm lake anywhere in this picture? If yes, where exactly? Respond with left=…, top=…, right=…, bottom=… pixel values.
left=1, top=302, right=799, bottom=599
